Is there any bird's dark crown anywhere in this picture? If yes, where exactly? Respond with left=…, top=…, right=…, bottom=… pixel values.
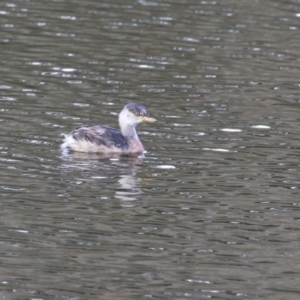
left=125, top=103, right=148, bottom=116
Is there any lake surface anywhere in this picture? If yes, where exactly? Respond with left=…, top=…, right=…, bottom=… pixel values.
left=1, top=0, right=300, bottom=299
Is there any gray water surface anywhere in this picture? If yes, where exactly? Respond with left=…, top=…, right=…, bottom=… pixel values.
left=1, top=0, right=300, bottom=299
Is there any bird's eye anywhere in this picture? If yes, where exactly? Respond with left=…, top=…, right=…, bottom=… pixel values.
left=135, top=112, right=140, bottom=116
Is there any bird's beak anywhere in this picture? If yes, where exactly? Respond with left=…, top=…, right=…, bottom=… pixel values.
left=139, top=116, right=156, bottom=123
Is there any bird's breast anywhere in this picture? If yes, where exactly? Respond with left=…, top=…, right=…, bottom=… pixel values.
left=128, top=139, right=144, bottom=153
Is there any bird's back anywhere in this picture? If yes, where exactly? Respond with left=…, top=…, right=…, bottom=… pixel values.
left=61, top=125, right=129, bottom=153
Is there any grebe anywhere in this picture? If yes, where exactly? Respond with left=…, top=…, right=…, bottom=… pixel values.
left=61, top=103, right=156, bottom=154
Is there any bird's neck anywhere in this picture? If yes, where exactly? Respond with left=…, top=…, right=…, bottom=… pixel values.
left=120, top=124, right=138, bottom=140
left=120, top=125, right=144, bottom=153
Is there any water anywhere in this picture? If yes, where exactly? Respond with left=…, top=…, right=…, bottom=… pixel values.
left=1, top=0, right=300, bottom=299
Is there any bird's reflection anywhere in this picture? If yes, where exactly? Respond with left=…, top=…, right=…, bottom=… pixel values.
left=115, top=174, right=142, bottom=204
left=60, top=151, right=144, bottom=205
left=60, top=151, right=144, bottom=168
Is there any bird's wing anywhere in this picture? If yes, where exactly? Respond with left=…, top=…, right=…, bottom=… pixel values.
left=70, top=125, right=128, bottom=149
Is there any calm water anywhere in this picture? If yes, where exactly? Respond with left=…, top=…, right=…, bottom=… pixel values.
left=1, top=0, right=300, bottom=299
